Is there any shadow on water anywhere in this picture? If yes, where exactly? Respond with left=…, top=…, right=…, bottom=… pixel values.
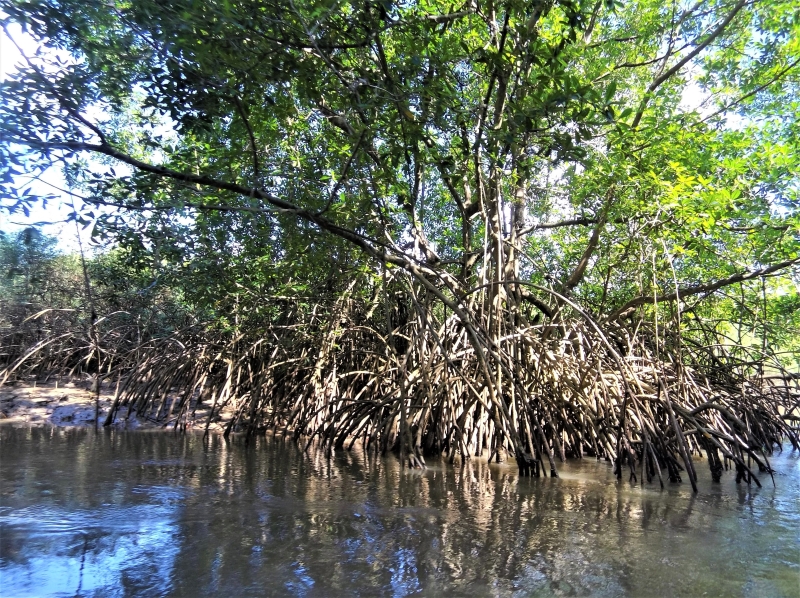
left=1, top=425, right=798, bottom=597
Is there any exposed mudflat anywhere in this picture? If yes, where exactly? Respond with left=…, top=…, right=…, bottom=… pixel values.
left=0, top=380, right=145, bottom=429
left=0, top=379, right=230, bottom=431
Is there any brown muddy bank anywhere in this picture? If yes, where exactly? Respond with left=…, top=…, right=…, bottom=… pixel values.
left=0, top=379, right=233, bottom=432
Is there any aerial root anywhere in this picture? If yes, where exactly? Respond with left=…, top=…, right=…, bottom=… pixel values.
left=2, top=280, right=797, bottom=489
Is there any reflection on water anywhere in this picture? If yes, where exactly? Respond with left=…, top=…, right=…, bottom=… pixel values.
left=0, top=426, right=798, bottom=597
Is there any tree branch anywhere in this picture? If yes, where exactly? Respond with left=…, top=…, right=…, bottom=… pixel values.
left=606, top=257, right=800, bottom=321
left=562, top=215, right=606, bottom=293
left=16, top=137, right=395, bottom=260
left=231, top=95, right=260, bottom=179
left=518, top=216, right=598, bottom=235
left=701, top=56, right=800, bottom=123
left=631, top=0, right=747, bottom=128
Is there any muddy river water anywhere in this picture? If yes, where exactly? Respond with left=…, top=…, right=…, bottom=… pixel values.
left=0, top=426, right=798, bottom=596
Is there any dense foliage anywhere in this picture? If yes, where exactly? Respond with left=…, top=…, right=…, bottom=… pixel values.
left=1, top=0, right=798, bottom=485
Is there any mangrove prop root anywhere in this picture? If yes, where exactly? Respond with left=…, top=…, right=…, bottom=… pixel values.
left=1, top=272, right=797, bottom=490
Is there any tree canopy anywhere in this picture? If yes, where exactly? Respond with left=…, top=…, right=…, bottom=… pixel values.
left=1, top=0, right=798, bottom=484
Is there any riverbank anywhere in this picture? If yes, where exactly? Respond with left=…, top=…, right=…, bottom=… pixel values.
left=0, top=379, right=229, bottom=431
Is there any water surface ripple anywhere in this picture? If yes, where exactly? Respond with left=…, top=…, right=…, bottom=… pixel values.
left=0, top=426, right=798, bottom=596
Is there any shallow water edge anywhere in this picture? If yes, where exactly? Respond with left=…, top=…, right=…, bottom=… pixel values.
left=1, top=425, right=798, bottom=597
